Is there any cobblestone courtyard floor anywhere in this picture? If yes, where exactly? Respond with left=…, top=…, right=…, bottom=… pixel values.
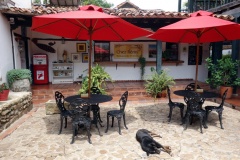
left=0, top=101, right=240, bottom=160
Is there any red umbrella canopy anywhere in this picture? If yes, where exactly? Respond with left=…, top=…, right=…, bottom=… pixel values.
left=148, top=10, right=240, bottom=43
left=31, top=5, right=152, bottom=41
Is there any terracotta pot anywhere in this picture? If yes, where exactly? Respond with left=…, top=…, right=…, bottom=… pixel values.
left=157, top=89, right=167, bottom=98
left=0, top=89, right=10, bottom=101
left=220, top=86, right=233, bottom=99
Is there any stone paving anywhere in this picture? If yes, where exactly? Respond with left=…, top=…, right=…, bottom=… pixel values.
left=0, top=101, right=240, bottom=160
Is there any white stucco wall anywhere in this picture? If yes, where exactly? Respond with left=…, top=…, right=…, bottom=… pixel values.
left=30, top=31, right=89, bottom=82
left=29, top=30, right=210, bottom=82
left=0, top=14, right=14, bottom=83
left=9, top=0, right=32, bottom=8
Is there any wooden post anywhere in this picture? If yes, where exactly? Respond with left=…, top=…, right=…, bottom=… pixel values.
left=88, top=20, right=92, bottom=98
left=178, top=0, right=182, bottom=12
left=195, top=38, right=200, bottom=91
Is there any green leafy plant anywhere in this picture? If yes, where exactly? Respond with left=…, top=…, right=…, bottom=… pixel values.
left=138, top=56, right=146, bottom=80
left=0, top=83, right=9, bottom=93
left=205, top=57, right=240, bottom=88
left=78, top=63, right=114, bottom=95
left=162, top=50, right=171, bottom=60
left=7, top=69, right=32, bottom=86
left=222, top=54, right=231, bottom=60
left=145, top=68, right=175, bottom=101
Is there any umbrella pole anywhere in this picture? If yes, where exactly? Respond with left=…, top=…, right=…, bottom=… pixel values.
left=195, top=37, right=200, bottom=91
left=88, top=33, right=92, bottom=98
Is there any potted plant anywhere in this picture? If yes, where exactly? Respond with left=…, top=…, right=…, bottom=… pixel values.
left=145, top=68, right=175, bottom=101
left=0, top=83, right=10, bottom=101
left=138, top=56, right=146, bottom=80
left=7, top=69, right=32, bottom=92
left=162, top=50, right=170, bottom=61
left=78, top=63, right=114, bottom=95
left=205, top=57, right=240, bottom=98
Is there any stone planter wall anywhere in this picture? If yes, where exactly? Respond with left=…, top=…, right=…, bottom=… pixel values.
left=0, top=92, right=32, bottom=133
left=10, top=78, right=31, bottom=92
left=45, top=100, right=69, bottom=115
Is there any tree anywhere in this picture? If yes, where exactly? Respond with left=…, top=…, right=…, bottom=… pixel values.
left=82, top=0, right=113, bottom=8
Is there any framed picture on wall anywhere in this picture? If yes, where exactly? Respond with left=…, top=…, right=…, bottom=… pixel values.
left=148, top=44, right=157, bottom=58
left=77, top=43, right=86, bottom=52
left=71, top=53, right=81, bottom=63
left=82, top=53, right=88, bottom=63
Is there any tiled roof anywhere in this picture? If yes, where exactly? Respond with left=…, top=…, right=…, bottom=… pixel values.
left=0, top=5, right=235, bottom=21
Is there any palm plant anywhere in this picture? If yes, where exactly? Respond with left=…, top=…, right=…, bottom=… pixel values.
left=78, top=63, right=114, bottom=95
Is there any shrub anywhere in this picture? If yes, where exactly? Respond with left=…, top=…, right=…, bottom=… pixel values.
left=7, top=69, right=32, bottom=86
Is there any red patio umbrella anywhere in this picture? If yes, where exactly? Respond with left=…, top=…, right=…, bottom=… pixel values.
left=31, top=5, right=152, bottom=98
left=148, top=10, right=240, bottom=90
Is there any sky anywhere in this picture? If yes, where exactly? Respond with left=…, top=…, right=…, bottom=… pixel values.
left=106, top=0, right=188, bottom=12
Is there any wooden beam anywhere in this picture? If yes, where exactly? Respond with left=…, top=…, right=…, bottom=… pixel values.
left=57, top=0, right=60, bottom=6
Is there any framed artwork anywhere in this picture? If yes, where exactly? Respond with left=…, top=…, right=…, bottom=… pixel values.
left=82, top=53, right=88, bottom=63
left=148, top=44, right=157, bottom=58
left=77, top=43, right=86, bottom=52
left=71, top=53, right=81, bottom=63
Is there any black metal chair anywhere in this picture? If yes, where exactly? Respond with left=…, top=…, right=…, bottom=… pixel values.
left=68, top=98, right=92, bottom=144
left=185, top=83, right=201, bottom=91
left=55, top=91, right=72, bottom=135
left=90, top=87, right=104, bottom=127
left=183, top=91, right=206, bottom=125
left=166, top=86, right=184, bottom=122
left=184, top=98, right=207, bottom=133
left=205, top=89, right=228, bottom=129
left=105, top=91, right=128, bottom=135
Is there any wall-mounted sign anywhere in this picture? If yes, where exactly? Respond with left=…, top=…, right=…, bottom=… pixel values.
left=114, top=44, right=143, bottom=59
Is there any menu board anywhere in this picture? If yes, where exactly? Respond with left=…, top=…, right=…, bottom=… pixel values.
left=188, top=46, right=202, bottom=65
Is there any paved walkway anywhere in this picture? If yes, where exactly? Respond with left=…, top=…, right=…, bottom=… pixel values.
left=0, top=101, right=240, bottom=160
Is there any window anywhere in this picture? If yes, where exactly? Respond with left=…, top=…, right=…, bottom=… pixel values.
left=166, top=42, right=178, bottom=60
left=94, top=42, right=110, bottom=62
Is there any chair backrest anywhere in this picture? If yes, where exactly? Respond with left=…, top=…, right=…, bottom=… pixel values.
left=185, top=83, right=201, bottom=91
left=184, top=91, right=205, bottom=105
left=187, top=99, right=203, bottom=112
left=68, top=98, right=90, bottom=118
left=55, top=91, right=67, bottom=112
left=91, top=87, right=102, bottom=95
left=219, top=89, right=228, bottom=108
left=166, top=86, right=172, bottom=104
left=119, top=91, right=128, bottom=112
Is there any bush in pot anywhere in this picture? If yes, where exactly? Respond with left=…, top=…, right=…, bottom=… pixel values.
left=145, top=68, right=175, bottom=101
left=205, top=57, right=240, bottom=98
left=7, top=69, right=32, bottom=92
left=0, top=83, right=10, bottom=101
left=78, top=63, right=114, bottom=95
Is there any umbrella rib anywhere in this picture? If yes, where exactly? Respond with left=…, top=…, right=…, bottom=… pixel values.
left=75, top=19, right=89, bottom=31
left=93, top=19, right=98, bottom=30
left=76, top=19, right=87, bottom=39
left=32, top=19, right=65, bottom=30
left=93, top=21, right=118, bottom=32
left=179, top=30, right=189, bottom=43
left=201, top=28, right=214, bottom=34
left=214, top=28, right=227, bottom=41
left=100, top=19, right=124, bottom=41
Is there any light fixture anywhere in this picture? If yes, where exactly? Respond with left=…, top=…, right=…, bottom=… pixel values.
left=61, top=37, right=65, bottom=44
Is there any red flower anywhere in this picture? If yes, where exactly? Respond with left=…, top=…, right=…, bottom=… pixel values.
left=2, top=85, right=4, bottom=87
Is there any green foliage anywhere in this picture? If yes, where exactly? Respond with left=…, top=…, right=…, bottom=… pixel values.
left=78, top=64, right=114, bottom=95
left=7, top=69, right=32, bottom=86
left=82, top=0, right=113, bottom=8
left=34, top=0, right=49, bottom=4
left=162, top=50, right=170, bottom=60
left=145, top=68, right=175, bottom=101
left=138, top=56, right=146, bottom=80
left=205, top=57, right=240, bottom=87
left=222, top=54, right=231, bottom=60
left=0, top=83, right=9, bottom=93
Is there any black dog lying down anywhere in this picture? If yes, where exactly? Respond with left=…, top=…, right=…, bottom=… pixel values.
left=136, top=129, right=171, bottom=156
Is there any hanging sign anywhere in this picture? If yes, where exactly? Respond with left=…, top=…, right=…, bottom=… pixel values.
left=114, top=44, right=143, bottom=58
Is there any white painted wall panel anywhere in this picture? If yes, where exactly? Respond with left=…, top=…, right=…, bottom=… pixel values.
left=9, top=0, right=32, bottom=8
left=0, top=14, right=14, bottom=83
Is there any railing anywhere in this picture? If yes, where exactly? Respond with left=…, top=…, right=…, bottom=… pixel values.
left=183, top=0, right=238, bottom=13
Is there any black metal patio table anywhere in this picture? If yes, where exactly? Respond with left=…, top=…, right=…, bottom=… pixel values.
left=65, top=94, right=113, bottom=103
left=173, top=90, right=219, bottom=98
